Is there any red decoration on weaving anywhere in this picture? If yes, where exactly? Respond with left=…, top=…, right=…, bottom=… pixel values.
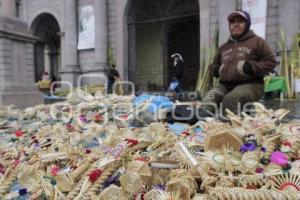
left=120, top=114, right=128, bottom=119
left=134, top=192, right=145, bottom=200
left=88, top=169, right=102, bottom=183
left=15, top=130, right=23, bottom=137
left=125, top=139, right=139, bottom=146
left=85, top=149, right=91, bottom=154
left=246, top=185, right=257, bottom=189
left=0, top=164, right=5, bottom=174
left=281, top=141, right=292, bottom=147
left=181, top=131, right=189, bottom=136
left=134, top=157, right=149, bottom=162
left=66, top=124, right=75, bottom=131
left=12, top=160, right=20, bottom=168
left=33, top=139, right=39, bottom=143
left=71, top=165, right=78, bottom=170
left=279, top=183, right=300, bottom=191
left=94, top=113, right=103, bottom=122
left=51, top=165, right=60, bottom=176
left=255, top=167, right=264, bottom=173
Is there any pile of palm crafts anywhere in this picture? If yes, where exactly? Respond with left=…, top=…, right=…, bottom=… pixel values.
left=54, top=84, right=106, bottom=97
left=1, top=92, right=300, bottom=200
left=36, top=80, right=52, bottom=89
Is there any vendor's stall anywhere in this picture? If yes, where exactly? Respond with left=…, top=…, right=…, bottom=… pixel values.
left=0, top=92, right=299, bottom=200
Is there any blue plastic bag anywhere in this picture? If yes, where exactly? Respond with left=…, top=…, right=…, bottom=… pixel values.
left=168, top=79, right=179, bottom=91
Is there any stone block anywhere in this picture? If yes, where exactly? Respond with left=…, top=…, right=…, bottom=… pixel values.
left=210, top=15, right=218, bottom=24
left=0, top=89, right=43, bottom=109
left=210, top=0, right=218, bottom=7
left=267, top=16, right=278, bottom=25
left=269, top=0, right=278, bottom=7
left=266, top=25, right=278, bottom=35
left=267, top=7, right=278, bottom=17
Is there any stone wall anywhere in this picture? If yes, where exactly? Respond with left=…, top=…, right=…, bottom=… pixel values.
left=20, top=0, right=62, bottom=28
left=278, top=0, right=300, bottom=51
left=236, top=0, right=242, bottom=10
left=79, top=50, right=95, bottom=73
left=25, top=42, right=35, bottom=83
left=0, top=38, right=12, bottom=83
left=0, top=38, right=34, bottom=83
left=107, top=0, right=117, bottom=59
left=266, top=0, right=279, bottom=52
left=209, top=0, right=218, bottom=43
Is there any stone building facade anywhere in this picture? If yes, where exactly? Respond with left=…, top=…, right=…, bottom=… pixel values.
left=0, top=0, right=299, bottom=107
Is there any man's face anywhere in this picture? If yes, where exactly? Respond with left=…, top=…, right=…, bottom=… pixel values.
left=229, top=16, right=246, bottom=38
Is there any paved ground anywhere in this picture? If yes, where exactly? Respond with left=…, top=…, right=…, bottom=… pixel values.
left=260, top=99, right=300, bottom=122
left=44, top=90, right=300, bottom=122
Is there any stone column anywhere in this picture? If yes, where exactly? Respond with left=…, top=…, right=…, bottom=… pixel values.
left=278, top=0, right=300, bottom=50
left=199, top=0, right=210, bottom=49
left=218, top=0, right=235, bottom=44
left=93, top=0, right=107, bottom=71
left=0, top=0, right=16, bottom=18
left=60, top=0, right=80, bottom=86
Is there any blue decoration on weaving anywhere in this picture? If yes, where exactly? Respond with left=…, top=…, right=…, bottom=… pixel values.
left=10, top=181, right=29, bottom=200
left=194, top=127, right=203, bottom=133
left=133, top=94, right=173, bottom=113
left=167, top=123, right=188, bottom=136
left=81, top=138, right=100, bottom=149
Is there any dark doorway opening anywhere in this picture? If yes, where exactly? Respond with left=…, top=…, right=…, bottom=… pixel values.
left=167, top=16, right=199, bottom=90
left=127, top=0, right=200, bottom=92
left=31, top=13, right=61, bottom=82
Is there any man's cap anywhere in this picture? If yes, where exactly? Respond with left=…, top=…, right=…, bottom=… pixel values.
left=228, top=11, right=249, bottom=22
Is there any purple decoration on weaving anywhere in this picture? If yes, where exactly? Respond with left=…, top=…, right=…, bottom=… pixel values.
left=79, top=114, right=87, bottom=122
left=104, top=175, right=120, bottom=188
left=19, top=188, right=27, bottom=196
left=102, top=145, right=112, bottom=154
left=154, top=184, right=165, bottom=190
left=261, top=147, right=266, bottom=152
left=0, top=164, right=5, bottom=174
left=240, top=143, right=257, bottom=153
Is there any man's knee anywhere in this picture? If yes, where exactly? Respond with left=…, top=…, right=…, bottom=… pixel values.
left=203, top=88, right=225, bottom=102
left=222, top=94, right=241, bottom=114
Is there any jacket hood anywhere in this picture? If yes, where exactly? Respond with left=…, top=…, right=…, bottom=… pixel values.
left=228, top=10, right=251, bottom=31
left=228, top=30, right=256, bottom=42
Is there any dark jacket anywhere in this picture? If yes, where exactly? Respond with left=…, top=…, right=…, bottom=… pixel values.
left=209, top=30, right=276, bottom=88
left=173, top=60, right=184, bottom=80
left=108, top=68, right=119, bottom=83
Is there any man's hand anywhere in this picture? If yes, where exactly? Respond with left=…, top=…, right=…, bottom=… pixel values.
left=212, top=65, right=221, bottom=77
left=243, top=61, right=254, bottom=76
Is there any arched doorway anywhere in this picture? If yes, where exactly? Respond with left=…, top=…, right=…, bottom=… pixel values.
left=31, top=13, right=61, bottom=82
left=128, top=0, right=200, bottom=91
